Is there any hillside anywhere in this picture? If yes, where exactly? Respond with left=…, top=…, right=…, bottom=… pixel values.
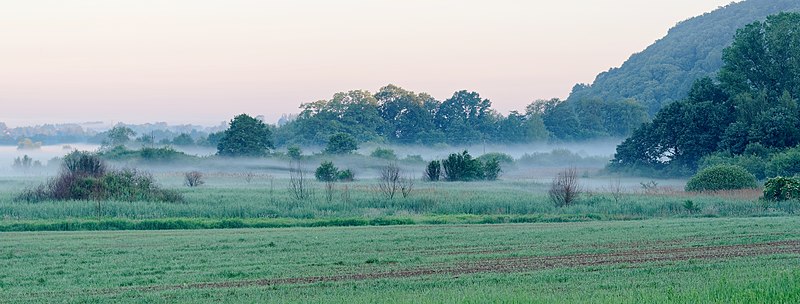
left=567, top=0, right=800, bottom=115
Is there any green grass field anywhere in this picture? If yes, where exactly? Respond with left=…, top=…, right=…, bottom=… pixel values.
left=1, top=175, right=796, bottom=232
left=2, top=217, right=799, bottom=303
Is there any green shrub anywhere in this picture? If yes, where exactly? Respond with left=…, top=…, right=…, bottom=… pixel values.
left=315, top=161, right=354, bottom=182
left=685, top=165, right=758, bottom=192
left=337, top=169, right=355, bottom=182
left=763, top=177, right=800, bottom=201
left=425, top=160, right=441, bottom=181
left=370, top=148, right=397, bottom=160
left=315, top=161, right=339, bottom=182
left=442, top=151, right=484, bottom=181
left=483, top=159, right=502, bottom=181
left=699, top=153, right=768, bottom=180
left=16, top=152, right=182, bottom=203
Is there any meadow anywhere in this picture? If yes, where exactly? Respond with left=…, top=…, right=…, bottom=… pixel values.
left=1, top=217, right=798, bottom=303
left=0, top=173, right=797, bottom=232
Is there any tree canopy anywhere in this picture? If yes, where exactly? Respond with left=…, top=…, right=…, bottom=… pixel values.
left=217, top=114, right=274, bottom=157
left=610, top=12, right=800, bottom=176
left=568, top=0, right=800, bottom=116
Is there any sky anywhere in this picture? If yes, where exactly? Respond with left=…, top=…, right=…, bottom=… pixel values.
left=0, top=0, right=737, bottom=127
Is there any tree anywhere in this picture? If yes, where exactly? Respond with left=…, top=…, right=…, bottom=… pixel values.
left=171, top=133, right=195, bottom=146
left=325, top=133, right=358, bottom=154
left=217, top=114, right=274, bottom=157
left=105, top=126, right=135, bottom=147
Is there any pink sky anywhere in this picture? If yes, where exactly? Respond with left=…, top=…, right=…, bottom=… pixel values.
left=0, top=0, right=736, bottom=127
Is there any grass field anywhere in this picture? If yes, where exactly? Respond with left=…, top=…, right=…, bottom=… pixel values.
left=2, top=174, right=796, bottom=233
left=2, top=217, right=799, bottom=303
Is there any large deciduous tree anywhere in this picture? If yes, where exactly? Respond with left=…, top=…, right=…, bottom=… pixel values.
left=217, top=114, right=274, bottom=157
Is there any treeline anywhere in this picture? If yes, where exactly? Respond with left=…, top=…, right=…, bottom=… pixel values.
left=610, top=13, right=800, bottom=177
left=271, top=85, right=647, bottom=146
left=568, top=0, right=800, bottom=115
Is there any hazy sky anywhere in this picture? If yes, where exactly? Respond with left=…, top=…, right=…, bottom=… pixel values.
left=1, top=0, right=736, bottom=127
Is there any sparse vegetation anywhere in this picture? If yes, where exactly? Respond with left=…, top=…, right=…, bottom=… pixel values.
left=184, top=171, right=205, bottom=187
left=549, top=168, right=580, bottom=207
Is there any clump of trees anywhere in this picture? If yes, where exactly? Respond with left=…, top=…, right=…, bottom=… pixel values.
left=610, top=13, right=800, bottom=177
left=425, top=151, right=502, bottom=182
left=16, top=151, right=181, bottom=203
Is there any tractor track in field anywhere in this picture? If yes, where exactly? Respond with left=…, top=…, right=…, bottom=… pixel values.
left=12, top=239, right=800, bottom=299
left=131, top=240, right=800, bottom=292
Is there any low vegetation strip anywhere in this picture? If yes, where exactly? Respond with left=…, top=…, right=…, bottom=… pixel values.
left=0, top=214, right=617, bottom=232
left=91, top=240, right=799, bottom=294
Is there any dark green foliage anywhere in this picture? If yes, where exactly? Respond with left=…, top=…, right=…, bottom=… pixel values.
left=699, top=153, right=768, bottom=180
left=337, top=169, right=354, bottom=182
left=99, top=146, right=189, bottom=163
left=766, top=148, right=800, bottom=178
left=370, top=148, right=397, bottom=160
left=170, top=133, right=195, bottom=146
left=439, top=151, right=503, bottom=182
left=16, top=151, right=181, bottom=203
left=314, top=161, right=354, bottom=182
left=315, top=161, right=339, bottom=182
left=442, top=151, right=484, bottom=182
left=685, top=165, right=758, bottom=192
left=569, top=0, right=800, bottom=115
left=325, top=133, right=358, bottom=154
left=763, top=177, right=800, bottom=201
left=287, top=146, right=302, bottom=160
left=483, top=159, right=502, bottom=181
left=425, top=160, right=441, bottom=181
left=612, top=13, right=800, bottom=176
left=217, top=114, right=274, bottom=157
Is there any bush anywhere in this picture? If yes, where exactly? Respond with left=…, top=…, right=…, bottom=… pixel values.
left=767, top=148, right=800, bottom=178
left=370, top=148, right=397, bottom=160
left=442, top=151, right=484, bottom=181
left=483, top=159, right=502, bottom=181
left=16, top=151, right=182, bottom=203
left=315, top=161, right=354, bottom=182
left=550, top=168, right=580, bottom=207
left=685, top=165, right=758, bottom=192
left=315, top=161, right=339, bottom=182
left=699, top=153, right=768, bottom=180
left=425, top=161, right=441, bottom=181
left=763, top=177, right=800, bottom=202
left=184, top=171, right=205, bottom=187
left=337, top=169, right=355, bottom=182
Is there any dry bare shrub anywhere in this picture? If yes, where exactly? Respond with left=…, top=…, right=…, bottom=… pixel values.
left=550, top=168, right=581, bottom=207
left=400, top=175, right=415, bottom=198
left=289, top=161, right=313, bottom=201
left=184, top=171, right=205, bottom=187
left=378, top=163, right=401, bottom=199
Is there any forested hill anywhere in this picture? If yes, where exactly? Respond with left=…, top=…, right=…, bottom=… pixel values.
left=567, top=0, right=800, bottom=115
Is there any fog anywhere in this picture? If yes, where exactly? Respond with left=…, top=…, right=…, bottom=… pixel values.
left=0, top=140, right=686, bottom=192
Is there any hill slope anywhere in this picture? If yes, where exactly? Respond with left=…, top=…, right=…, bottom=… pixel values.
left=567, top=0, right=800, bottom=115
